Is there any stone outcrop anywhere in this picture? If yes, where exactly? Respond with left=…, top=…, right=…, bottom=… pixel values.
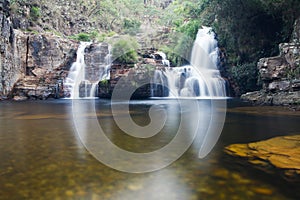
left=0, top=0, right=24, bottom=99
left=224, top=135, right=300, bottom=182
left=242, top=18, right=300, bottom=105
left=0, top=0, right=79, bottom=100
left=98, top=49, right=167, bottom=99
left=241, top=90, right=300, bottom=106
left=12, top=33, right=78, bottom=100
left=84, top=43, right=110, bottom=83
left=98, top=63, right=154, bottom=99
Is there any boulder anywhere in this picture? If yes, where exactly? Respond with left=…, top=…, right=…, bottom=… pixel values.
left=258, top=56, right=288, bottom=81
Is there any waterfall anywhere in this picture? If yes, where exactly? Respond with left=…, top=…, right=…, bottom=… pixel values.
left=152, top=27, right=226, bottom=98
left=64, top=42, right=90, bottom=99
left=64, top=42, right=111, bottom=99
left=156, top=51, right=170, bottom=67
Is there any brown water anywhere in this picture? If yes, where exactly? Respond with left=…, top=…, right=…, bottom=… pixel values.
left=0, top=99, right=299, bottom=200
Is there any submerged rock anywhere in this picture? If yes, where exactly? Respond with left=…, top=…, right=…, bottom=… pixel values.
left=224, top=135, right=300, bottom=182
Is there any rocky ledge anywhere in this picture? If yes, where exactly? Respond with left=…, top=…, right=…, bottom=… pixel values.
left=224, top=135, right=300, bottom=182
left=242, top=18, right=300, bottom=106
left=241, top=90, right=300, bottom=106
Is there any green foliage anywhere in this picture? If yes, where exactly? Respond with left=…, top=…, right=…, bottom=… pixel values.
left=159, top=32, right=194, bottom=67
left=229, top=62, right=261, bottom=94
left=287, top=64, right=300, bottom=80
left=163, top=0, right=204, bottom=38
left=46, top=30, right=63, bottom=37
left=69, top=30, right=115, bottom=42
left=143, top=64, right=155, bottom=72
left=100, top=79, right=109, bottom=85
left=123, top=18, right=141, bottom=35
left=69, top=33, right=91, bottom=42
left=112, top=36, right=139, bottom=64
left=96, top=31, right=116, bottom=42
left=92, top=0, right=144, bottom=31
left=178, top=20, right=201, bottom=40
left=107, top=31, right=116, bottom=37
left=174, top=34, right=194, bottom=65
left=10, top=0, right=28, bottom=5
left=161, top=0, right=300, bottom=93
left=30, top=6, right=41, bottom=20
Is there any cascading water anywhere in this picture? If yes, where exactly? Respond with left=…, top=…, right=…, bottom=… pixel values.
left=152, top=27, right=226, bottom=98
left=64, top=42, right=90, bottom=99
left=64, top=42, right=111, bottom=99
left=156, top=51, right=170, bottom=67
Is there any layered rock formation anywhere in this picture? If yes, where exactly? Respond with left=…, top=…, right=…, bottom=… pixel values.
left=224, top=135, right=300, bottom=182
left=241, top=18, right=300, bottom=105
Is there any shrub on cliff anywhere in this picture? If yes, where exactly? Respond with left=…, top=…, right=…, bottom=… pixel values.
left=229, top=62, right=261, bottom=94
left=30, top=6, right=40, bottom=20
left=112, top=36, right=139, bottom=64
left=123, top=18, right=141, bottom=35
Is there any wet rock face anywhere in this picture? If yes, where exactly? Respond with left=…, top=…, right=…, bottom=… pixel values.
left=224, top=135, right=300, bottom=182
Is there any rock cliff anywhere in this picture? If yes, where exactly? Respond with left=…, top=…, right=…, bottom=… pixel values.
left=12, top=32, right=78, bottom=100
left=241, top=18, right=300, bottom=106
left=0, top=0, right=23, bottom=99
left=0, top=0, right=171, bottom=100
left=0, top=0, right=79, bottom=100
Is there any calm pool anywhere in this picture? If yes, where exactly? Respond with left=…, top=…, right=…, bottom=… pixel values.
left=0, top=99, right=299, bottom=200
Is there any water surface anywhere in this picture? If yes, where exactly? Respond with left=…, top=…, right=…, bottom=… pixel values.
left=0, top=99, right=299, bottom=200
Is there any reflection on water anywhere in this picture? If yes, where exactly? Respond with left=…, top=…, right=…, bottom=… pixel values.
left=0, top=99, right=299, bottom=199
left=72, top=98, right=225, bottom=173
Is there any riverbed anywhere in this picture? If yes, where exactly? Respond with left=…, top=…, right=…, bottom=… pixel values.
left=0, top=99, right=299, bottom=200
